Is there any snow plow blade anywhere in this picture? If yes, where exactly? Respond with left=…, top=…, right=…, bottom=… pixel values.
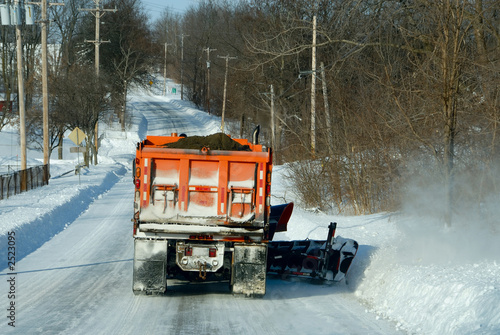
left=267, top=222, right=358, bottom=282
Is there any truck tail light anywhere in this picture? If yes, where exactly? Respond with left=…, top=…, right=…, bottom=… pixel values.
left=209, top=247, right=217, bottom=258
left=185, top=246, right=193, bottom=256
left=189, top=234, right=213, bottom=240
left=135, top=179, right=140, bottom=189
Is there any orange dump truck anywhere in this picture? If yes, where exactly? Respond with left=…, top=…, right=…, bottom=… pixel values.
left=132, top=131, right=273, bottom=296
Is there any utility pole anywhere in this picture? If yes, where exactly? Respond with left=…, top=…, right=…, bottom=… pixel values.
left=217, top=55, right=237, bottom=133
left=41, top=0, right=49, bottom=169
left=29, top=0, right=63, bottom=174
left=203, top=47, right=216, bottom=114
left=270, top=84, right=275, bottom=150
left=163, top=42, right=172, bottom=96
left=179, top=34, right=189, bottom=100
left=310, top=8, right=317, bottom=157
left=14, top=0, right=26, bottom=172
left=320, top=62, right=334, bottom=157
left=1, top=2, right=38, bottom=189
left=82, top=0, right=116, bottom=76
left=81, top=0, right=116, bottom=164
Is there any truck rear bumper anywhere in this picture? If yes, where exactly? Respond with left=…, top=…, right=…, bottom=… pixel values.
left=136, top=223, right=265, bottom=241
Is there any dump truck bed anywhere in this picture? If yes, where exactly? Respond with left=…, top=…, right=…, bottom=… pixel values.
left=134, top=134, right=272, bottom=229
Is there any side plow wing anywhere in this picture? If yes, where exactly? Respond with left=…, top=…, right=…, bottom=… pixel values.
left=267, top=222, right=358, bottom=282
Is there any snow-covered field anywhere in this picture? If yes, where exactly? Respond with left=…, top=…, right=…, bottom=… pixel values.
left=0, top=79, right=499, bottom=334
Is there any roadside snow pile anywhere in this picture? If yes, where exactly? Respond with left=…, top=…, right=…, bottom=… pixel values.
left=353, top=219, right=500, bottom=335
left=0, top=165, right=127, bottom=269
left=272, top=163, right=500, bottom=335
left=357, top=254, right=500, bottom=334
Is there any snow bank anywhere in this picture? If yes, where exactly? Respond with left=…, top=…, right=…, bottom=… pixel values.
left=0, top=164, right=127, bottom=269
left=272, top=163, right=500, bottom=335
left=351, top=216, right=500, bottom=334
left=357, top=252, right=500, bottom=334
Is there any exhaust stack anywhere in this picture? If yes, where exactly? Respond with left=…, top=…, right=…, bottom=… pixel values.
left=252, top=125, right=260, bottom=145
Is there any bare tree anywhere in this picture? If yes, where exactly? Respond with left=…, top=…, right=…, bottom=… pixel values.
left=49, top=0, right=89, bottom=73
left=97, top=0, right=155, bottom=130
left=50, top=65, right=109, bottom=166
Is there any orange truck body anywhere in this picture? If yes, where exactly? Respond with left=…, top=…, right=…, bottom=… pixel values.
left=132, top=133, right=272, bottom=296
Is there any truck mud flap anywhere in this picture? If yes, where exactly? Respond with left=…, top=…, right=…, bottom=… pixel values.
left=231, top=243, right=268, bottom=297
left=133, top=239, right=168, bottom=295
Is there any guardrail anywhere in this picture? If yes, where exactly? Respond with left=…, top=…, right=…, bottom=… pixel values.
left=0, top=164, right=49, bottom=200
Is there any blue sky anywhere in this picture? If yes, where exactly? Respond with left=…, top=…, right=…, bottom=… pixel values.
left=142, top=0, right=197, bottom=22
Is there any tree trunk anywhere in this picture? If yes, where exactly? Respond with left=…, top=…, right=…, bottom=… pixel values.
left=121, top=80, right=127, bottom=131
left=58, top=130, right=63, bottom=160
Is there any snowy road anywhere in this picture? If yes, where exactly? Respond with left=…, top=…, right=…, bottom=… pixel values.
left=134, top=97, right=220, bottom=137
left=1, top=92, right=403, bottom=334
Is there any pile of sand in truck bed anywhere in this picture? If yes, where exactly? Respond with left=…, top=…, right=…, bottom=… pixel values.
left=164, top=133, right=251, bottom=151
